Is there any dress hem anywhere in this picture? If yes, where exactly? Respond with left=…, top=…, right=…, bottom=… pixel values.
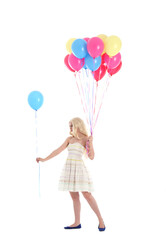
left=58, top=189, right=94, bottom=192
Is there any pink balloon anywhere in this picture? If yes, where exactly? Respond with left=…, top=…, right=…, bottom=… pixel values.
left=68, top=53, right=85, bottom=71
left=84, top=37, right=90, bottom=43
left=64, top=54, right=75, bottom=72
left=87, top=37, right=104, bottom=58
left=105, top=52, right=121, bottom=69
left=107, top=61, right=122, bottom=76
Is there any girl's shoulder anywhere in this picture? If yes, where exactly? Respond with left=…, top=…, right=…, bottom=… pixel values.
left=67, top=136, right=73, bottom=141
left=65, top=136, right=73, bottom=144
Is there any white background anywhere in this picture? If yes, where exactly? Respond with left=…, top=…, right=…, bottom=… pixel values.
left=0, top=0, right=166, bottom=239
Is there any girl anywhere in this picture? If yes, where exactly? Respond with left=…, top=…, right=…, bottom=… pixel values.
left=36, top=117, right=105, bottom=231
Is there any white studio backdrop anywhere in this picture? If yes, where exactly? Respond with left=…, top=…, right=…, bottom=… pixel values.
left=0, top=0, right=166, bottom=239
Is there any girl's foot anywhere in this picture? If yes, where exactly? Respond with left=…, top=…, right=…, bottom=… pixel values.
left=68, top=223, right=81, bottom=227
left=99, top=219, right=105, bottom=228
left=64, top=223, right=81, bottom=229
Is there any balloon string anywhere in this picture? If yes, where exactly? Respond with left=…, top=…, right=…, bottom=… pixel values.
left=90, top=72, right=94, bottom=135
left=94, top=75, right=110, bottom=129
left=85, top=69, right=92, bottom=134
left=90, top=58, right=96, bottom=135
left=75, top=74, right=89, bottom=127
left=91, top=72, right=95, bottom=135
left=85, top=68, right=89, bottom=78
left=93, top=80, right=98, bottom=130
left=81, top=69, right=89, bottom=119
left=78, top=70, right=90, bottom=126
left=93, top=58, right=110, bottom=128
left=84, top=69, right=91, bottom=131
left=87, top=70, right=92, bottom=134
left=92, top=72, right=97, bottom=134
left=35, top=110, right=40, bottom=198
left=76, top=76, right=88, bottom=124
left=78, top=70, right=89, bottom=115
left=82, top=68, right=91, bottom=155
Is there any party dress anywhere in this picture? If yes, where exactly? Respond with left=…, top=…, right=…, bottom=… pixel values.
left=58, top=142, right=94, bottom=192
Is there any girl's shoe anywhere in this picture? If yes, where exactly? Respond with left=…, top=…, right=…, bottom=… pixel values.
left=98, top=224, right=106, bottom=231
left=64, top=224, right=81, bottom=229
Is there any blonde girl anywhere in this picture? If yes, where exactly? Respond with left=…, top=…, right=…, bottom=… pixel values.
left=36, top=117, right=105, bottom=231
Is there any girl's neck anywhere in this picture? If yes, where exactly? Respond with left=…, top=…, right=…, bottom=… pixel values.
left=76, top=130, right=86, bottom=140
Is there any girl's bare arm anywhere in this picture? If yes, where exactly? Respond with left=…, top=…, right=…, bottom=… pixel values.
left=86, top=136, right=95, bottom=160
left=36, top=137, right=71, bottom=162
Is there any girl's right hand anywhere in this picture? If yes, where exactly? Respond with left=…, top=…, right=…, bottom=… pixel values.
left=36, top=157, right=44, bottom=163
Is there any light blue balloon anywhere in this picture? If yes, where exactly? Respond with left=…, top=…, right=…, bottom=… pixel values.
left=28, top=91, right=44, bottom=111
left=83, top=63, right=87, bottom=69
left=85, top=55, right=101, bottom=71
left=71, top=39, right=88, bottom=59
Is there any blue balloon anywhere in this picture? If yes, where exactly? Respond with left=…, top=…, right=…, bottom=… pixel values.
left=83, top=63, right=87, bottom=69
left=28, top=91, right=44, bottom=111
left=85, top=55, right=101, bottom=71
left=71, top=39, right=88, bottom=59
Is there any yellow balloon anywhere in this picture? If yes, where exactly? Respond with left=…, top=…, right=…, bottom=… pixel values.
left=97, top=34, right=107, bottom=42
left=97, top=34, right=107, bottom=55
left=105, top=35, right=122, bottom=57
left=66, top=38, right=76, bottom=53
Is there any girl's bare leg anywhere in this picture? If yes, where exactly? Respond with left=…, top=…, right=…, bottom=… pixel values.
left=69, top=192, right=81, bottom=227
left=82, top=192, right=105, bottom=228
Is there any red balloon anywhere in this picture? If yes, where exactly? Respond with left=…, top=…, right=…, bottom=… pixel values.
left=101, top=53, right=107, bottom=65
left=107, top=61, right=122, bottom=76
left=93, top=64, right=106, bottom=81
left=64, top=54, right=75, bottom=72
left=84, top=37, right=90, bottom=43
left=87, top=37, right=104, bottom=58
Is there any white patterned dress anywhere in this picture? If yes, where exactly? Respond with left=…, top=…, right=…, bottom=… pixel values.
left=58, top=142, right=94, bottom=192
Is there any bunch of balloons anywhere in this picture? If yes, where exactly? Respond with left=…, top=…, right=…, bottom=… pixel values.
left=64, top=34, right=122, bottom=80
left=64, top=34, right=122, bottom=135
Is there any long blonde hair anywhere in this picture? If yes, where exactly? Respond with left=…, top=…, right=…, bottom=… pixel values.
left=69, top=117, right=89, bottom=139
